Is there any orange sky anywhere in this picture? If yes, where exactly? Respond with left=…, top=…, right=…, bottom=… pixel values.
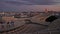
left=17, top=5, right=60, bottom=12
left=32, top=5, right=60, bottom=11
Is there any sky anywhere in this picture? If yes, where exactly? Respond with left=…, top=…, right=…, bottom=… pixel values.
left=0, top=0, right=60, bottom=12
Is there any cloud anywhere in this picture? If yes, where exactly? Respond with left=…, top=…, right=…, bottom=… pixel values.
left=0, top=0, right=60, bottom=5
left=0, top=0, right=34, bottom=5
left=22, top=0, right=60, bottom=5
left=0, top=0, right=60, bottom=12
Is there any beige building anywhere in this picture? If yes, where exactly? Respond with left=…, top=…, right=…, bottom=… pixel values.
left=2, top=16, right=14, bottom=22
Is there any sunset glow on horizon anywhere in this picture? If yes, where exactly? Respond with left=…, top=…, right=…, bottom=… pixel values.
left=0, top=0, right=60, bottom=12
